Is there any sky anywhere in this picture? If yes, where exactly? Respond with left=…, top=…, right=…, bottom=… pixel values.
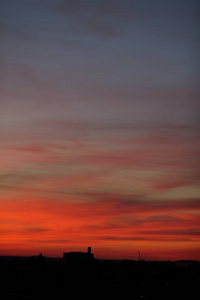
left=0, top=0, right=199, bottom=260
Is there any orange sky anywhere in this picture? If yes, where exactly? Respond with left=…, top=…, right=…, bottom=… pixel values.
left=0, top=196, right=199, bottom=260
left=1, top=126, right=200, bottom=260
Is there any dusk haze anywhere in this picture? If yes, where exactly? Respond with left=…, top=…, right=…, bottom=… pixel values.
left=0, top=0, right=199, bottom=261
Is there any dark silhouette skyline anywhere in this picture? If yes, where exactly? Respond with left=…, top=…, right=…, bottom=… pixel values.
left=0, top=248, right=199, bottom=300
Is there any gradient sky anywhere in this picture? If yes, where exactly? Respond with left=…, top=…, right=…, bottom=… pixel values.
left=0, top=0, right=200, bottom=260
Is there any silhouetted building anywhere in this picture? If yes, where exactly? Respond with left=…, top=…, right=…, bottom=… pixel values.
left=63, top=247, right=94, bottom=265
left=175, top=260, right=199, bottom=268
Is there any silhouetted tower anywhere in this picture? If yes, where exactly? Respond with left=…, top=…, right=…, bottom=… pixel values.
left=138, top=251, right=141, bottom=261
left=63, top=247, right=94, bottom=264
left=88, top=247, right=91, bottom=255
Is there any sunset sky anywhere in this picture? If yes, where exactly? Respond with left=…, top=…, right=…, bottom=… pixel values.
left=0, top=0, right=199, bottom=260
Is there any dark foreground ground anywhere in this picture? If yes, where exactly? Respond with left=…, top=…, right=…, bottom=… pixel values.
left=0, top=255, right=199, bottom=300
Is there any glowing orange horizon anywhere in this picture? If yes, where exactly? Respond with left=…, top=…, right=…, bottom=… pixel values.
left=1, top=197, right=199, bottom=261
left=1, top=122, right=199, bottom=261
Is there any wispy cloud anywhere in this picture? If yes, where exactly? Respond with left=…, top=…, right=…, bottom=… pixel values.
left=58, top=0, right=125, bottom=40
